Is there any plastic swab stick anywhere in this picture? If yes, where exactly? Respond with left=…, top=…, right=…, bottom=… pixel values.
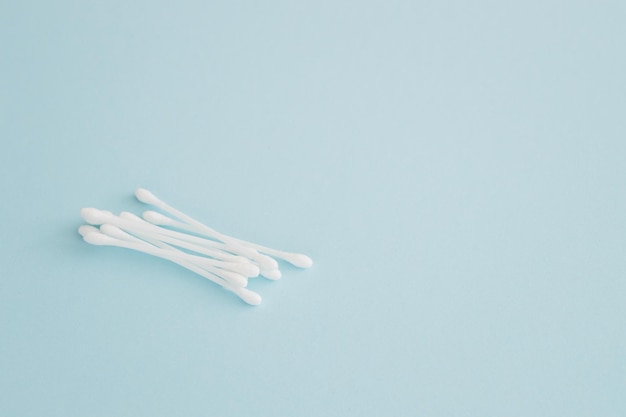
left=138, top=211, right=281, bottom=278
left=118, top=212, right=281, bottom=281
left=92, top=225, right=263, bottom=304
left=117, top=211, right=259, bottom=260
left=84, top=228, right=248, bottom=287
left=81, top=227, right=261, bottom=305
left=134, top=189, right=312, bottom=268
left=85, top=225, right=250, bottom=286
left=83, top=209, right=242, bottom=259
left=83, top=208, right=280, bottom=280
left=99, top=223, right=253, bottom=272
left=122, top=220, right=252, bottom=265
left=118, top=213, right=280, bottom=281
left=117, top=215, right=253, bottom=264
left=142, top=210, right=279, bottom=270
left=140, top=213, right=281, bottom=279
left=102, top=224, right=257, bottom=280
left=141, top=211, right=260, bottom=258
left=131, top=228, right=255, bottom=266
left=137, top=194, right=308, bottom=267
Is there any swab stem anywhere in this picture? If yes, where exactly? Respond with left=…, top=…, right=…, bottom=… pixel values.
left=85, top=229, right=249, bottom=286
left=82, top=228, right=262, bottom=304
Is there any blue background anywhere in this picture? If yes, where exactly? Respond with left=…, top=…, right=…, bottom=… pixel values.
left=1, top=1, right=625, bottom=416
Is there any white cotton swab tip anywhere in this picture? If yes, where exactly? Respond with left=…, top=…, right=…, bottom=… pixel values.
left=261, top=269, right=282, bottom=280
left=284, top=253, right=314, bottom=268
left=83, top=232, right=117, bottom=246
left=78, top=225, right=99, bottom=237
left=80, top=208, right=115, bottom=225
left=229, top=286, right=262, bottom=306
left=100, top=223, right=135, bottom=241
left=142, top=210, right=174, bottom=226
left=135, top=189, right=313, bottom=269
left=253, top=253, right=279, bottom=270
left=135, top=188, right=160, bottom=205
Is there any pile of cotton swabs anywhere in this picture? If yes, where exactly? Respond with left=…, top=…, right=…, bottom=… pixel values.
left=78, top=188, right=313, bottom=306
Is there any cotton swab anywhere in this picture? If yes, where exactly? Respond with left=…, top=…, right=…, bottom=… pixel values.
left=78, top=225, right=100, bottom=237
left=83, top=209, right=237, bottom=257
left=142, top=210, right=282, bottom=274
left=135, top=188, right=313, bottom=268
left=141, top=210, right=277, bottom=268
left=80, top=225, right=262, bottom=305
left=128, top=211, right=281, bottom=279
left=78, top=187, right=312, bottom=306
left=100, top=223, right=255, bottom=275
left=84, top=225, right=250, bottom=286
left=93, top=224, right=264, bottom=305
left=141, top=210, right=290, bottom=270
left=138, top=198, right=310, bottom=268
left=115, top=210, right=268, bottom=264
left=82, top=228, right=262, bottom=305
left=128, top=227, right=254, bottom=265
left=81, top=209, right=275, bottom=284
left=117, top=212, right=282, bottom=280
left=116, top=216, right=252, bottom=264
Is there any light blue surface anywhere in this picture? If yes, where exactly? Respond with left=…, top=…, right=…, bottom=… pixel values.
left=1, top=1, right=625, bottom=415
